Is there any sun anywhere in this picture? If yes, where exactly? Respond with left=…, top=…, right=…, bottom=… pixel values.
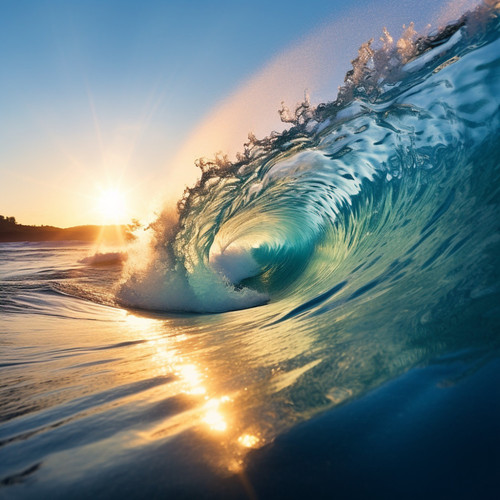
left=96, top=187, right=127, bottom=224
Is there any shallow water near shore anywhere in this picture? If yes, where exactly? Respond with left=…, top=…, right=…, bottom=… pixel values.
left=2, top=5, right=500, bottom=498
left=0, top=242, right=498, bottom=498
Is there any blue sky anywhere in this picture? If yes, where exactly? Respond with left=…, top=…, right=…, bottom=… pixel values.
left=0, top=0, right=469, bottom=226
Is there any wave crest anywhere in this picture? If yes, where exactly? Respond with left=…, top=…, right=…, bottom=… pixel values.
left=117, top=2, right=500, bottom=313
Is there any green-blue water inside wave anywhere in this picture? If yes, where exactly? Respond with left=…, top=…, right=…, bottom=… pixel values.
left=1, top=5, right=499, bottom=499
left=114, top=4, right=500, bottom=443
left=120, top=7, right=500, bottom=322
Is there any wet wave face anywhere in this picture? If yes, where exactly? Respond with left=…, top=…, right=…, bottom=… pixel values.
left=1, top=4, right=500, bottom=497
left=119, top=3, right=500, bottom=319
left=113, top=4, right=500, bottom=437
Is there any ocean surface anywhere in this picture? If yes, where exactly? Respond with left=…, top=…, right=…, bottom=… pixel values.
left=1, top=4, right=500, bottom=499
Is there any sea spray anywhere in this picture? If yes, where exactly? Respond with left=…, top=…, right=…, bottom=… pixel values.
left=118, top=1, right=500, bottom=314
left=1, top=5, right=499, bottom=497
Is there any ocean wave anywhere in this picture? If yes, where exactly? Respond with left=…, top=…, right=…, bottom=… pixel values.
left=79, top=251, right=127, bottom=266
left=118, top=2, right=500, bottom=314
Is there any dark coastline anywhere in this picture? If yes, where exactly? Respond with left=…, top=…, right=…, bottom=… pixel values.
left=0, top=217, right=134, bottom=243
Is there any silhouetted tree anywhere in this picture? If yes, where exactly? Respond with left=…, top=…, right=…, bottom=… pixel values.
left=0, top=216, right=18, bottom=225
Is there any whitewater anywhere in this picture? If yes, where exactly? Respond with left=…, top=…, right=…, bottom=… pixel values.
left=119, top=3, right=500, bottom=316
left=1, top=2, right=499, bottom=499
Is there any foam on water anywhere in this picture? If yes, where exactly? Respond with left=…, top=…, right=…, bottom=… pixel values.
left=118, top=2, right=500, bottom=316
left=1, top=4, right=499, bottom=497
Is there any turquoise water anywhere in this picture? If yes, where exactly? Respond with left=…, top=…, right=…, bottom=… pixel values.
left=1, top=4, right=499, bottom=499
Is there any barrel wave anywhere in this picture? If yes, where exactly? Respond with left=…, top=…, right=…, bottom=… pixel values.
left=1, top=4, right=500, bottom=497
left=119, top=3, right=500, bottom=330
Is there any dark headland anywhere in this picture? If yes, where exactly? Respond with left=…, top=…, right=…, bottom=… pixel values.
left=0, top=215, right=136, bottom=243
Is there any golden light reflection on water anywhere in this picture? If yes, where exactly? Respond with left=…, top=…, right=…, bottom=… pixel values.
left=123, top=313, right=238, bottom=446
left=238, top=433, right=260, bottom=448
left=124, top=313, right=161, bottom=332
left=176, top=364, right=207, bottom=395
left=120, top=309, right=319, bottom=475
left=203, top=396, right=231, bottom=432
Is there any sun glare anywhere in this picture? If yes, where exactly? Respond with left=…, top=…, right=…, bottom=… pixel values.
left=96, top=187, right=127, bottom=224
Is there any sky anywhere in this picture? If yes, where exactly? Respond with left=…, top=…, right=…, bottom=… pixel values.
left=0, top=0, right=477, bottom=227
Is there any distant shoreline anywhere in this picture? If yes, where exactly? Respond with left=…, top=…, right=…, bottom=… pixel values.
left=0, top=218, right=134, bottom=243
